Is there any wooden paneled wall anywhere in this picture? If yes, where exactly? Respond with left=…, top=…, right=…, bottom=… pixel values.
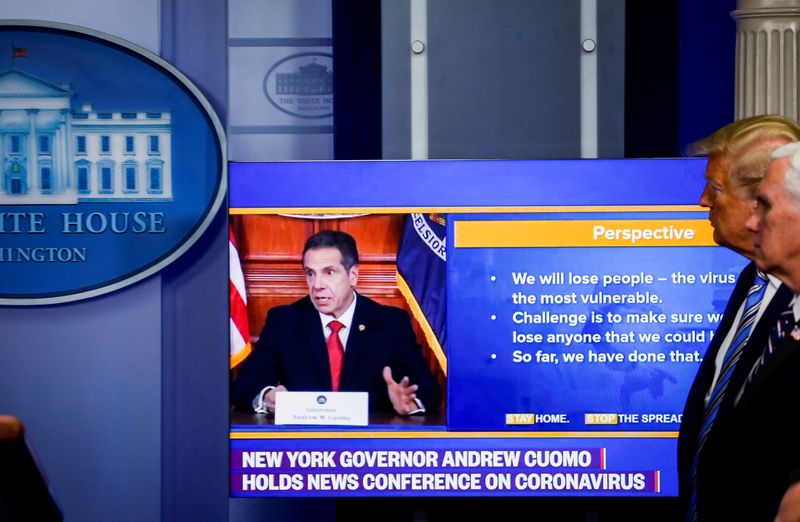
left=231, top=213, right=446, bottom=408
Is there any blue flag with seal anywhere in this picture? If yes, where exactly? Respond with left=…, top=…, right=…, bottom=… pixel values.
left=396, top=213, right=447, bottom=374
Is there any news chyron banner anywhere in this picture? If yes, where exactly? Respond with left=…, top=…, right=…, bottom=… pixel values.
left=447, top=212, right=745, bottom=432
left=229, top=158, right=742, bottom=498
left=230, top=438, right=666, bottom=497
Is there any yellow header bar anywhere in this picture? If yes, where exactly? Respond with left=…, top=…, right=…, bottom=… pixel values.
left=454, top=219, right=715, bottom=248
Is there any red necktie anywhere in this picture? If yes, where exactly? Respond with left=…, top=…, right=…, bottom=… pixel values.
left=327, top=320, right=344, bottom=391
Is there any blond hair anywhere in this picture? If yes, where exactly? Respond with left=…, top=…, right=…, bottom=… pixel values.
left=689, top=115, right=800, bottom=193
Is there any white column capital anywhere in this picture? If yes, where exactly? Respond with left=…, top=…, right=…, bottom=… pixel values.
left=733, top=0, right=800, bottom=19
left=733, top=0, right=800, bottom=119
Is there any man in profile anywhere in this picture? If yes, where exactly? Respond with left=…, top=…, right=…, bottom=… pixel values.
left=677, top=115, right=800, bottom=520
left=232, top=229, right=441, bottom=416
left=732, top=142, right=800, bottom=522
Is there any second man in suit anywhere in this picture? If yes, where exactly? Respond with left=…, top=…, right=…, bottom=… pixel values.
left=733, top=141, right=800, bottom=522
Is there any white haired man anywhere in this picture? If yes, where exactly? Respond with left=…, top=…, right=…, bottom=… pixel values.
left=719, top=141, right=800, bottom=522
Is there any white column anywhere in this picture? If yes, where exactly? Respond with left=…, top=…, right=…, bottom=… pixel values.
left=62, top=108, right=73, bottom=190
left=26, top=109, right=39, bottom=192
left=52, top=125, right=61, bottom=192
left=732, top=0, right=800, bottom=119
left=59, top=125, right=66, bottom=192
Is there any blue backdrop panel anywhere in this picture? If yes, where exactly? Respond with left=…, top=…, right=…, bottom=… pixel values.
left=229, top=158, right=707, bottom=209
left=446, top=212, right=746, bottom=432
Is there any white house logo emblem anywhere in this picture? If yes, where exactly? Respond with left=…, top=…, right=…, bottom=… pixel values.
left=263, top=52, right=333, bottom=119
left=0, top=70, right=172, bottom=207
left=0, top=22, right=226, bottom=305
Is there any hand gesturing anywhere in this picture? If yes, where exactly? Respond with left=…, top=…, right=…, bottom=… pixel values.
left=382, top=366, right=419, bottom=415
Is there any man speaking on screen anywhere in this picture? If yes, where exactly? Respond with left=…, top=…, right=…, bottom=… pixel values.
left=677, top=115, right=800, bottom=521
left=232, top=229, right=441, bottom=416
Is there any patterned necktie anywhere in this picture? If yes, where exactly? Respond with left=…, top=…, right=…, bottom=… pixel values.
left=686, top=270, right=769, bottom=522
left=742, top=306, right=795, bottom=391
left=326, top=320, right=345, bottom=391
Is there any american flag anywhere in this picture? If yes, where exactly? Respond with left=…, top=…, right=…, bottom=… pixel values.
left=229, top=226, right=252, bottom=368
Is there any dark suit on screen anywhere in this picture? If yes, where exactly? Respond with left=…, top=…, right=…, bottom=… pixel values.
left=232, top=293, right=441, bottom=414
left=677, top=262, right=793, bottom=520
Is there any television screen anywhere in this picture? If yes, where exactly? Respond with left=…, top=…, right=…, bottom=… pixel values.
left=228, top=158, right=743, bottom=498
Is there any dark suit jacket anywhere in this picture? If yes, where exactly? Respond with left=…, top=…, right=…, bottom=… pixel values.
left=677, top=262, right=793, bottom=520
left=232, top=293, right=441, bottom=414
left=708, top=311, right=800, bottom=521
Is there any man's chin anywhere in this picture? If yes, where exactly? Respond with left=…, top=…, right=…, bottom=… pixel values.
left=311, top=301, right=333, bottom=314
left=711, top=229, right=725, bottom=248
left=752, top=254, right=772, bottom=273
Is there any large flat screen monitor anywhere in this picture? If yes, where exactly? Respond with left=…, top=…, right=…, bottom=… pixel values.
left=228, top=158, right=740, bottom=498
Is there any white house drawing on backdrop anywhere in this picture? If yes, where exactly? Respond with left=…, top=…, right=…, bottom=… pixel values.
left=0, top=69, right=172, bottom=205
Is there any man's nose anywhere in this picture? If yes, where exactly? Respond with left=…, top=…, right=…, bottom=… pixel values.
left=699, top=183, right=713, bottom=208
left=745, top=212, right=759, bottom=233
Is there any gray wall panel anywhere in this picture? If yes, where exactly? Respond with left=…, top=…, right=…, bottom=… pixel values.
left=597, top=0, right=625, bottom=158
left=381, top=1, right=626, bottom=160
left=163, top=0, right=228, bottom=125
left=0, top=0, right=159, bottom=52
left=427, top=0, right=581, bottom=159
left=0, top=277, right=162, bottom=522
left=0, top=3, right=163, bottom=522
left=161, top=213, right=228, bottom=522
left=160, top=0, right=229, bottom=521
left=381, top=0, right=412, bottom=159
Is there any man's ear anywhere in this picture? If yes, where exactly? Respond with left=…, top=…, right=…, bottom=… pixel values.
left=349, top=264, right=359, bottom=286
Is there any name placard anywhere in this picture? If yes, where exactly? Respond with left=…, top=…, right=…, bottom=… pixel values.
left=274, top=391, right=368, bottom=426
